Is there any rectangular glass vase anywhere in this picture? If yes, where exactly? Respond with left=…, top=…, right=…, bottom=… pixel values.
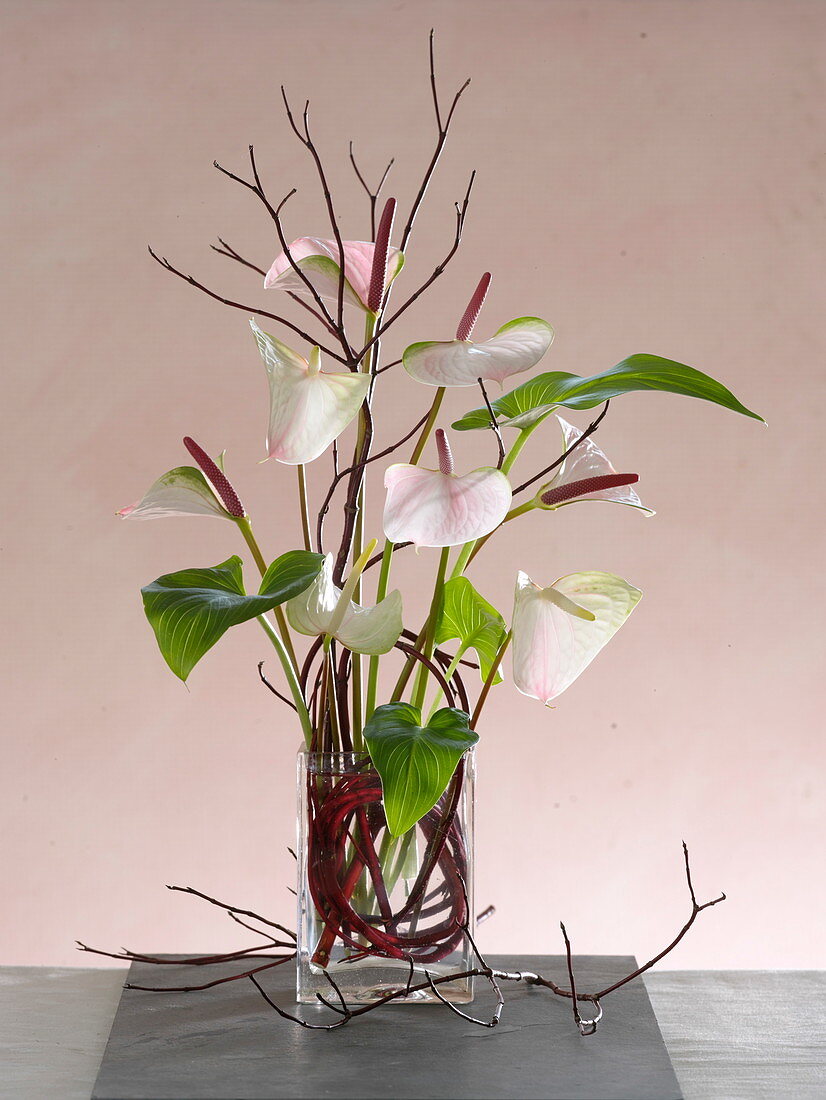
left=296, top=749, right=475, bottom=1005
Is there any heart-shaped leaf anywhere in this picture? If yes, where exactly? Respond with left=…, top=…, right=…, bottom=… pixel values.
left=363, top=703, right=478, bottom=836
left=435, top=577, right=508, bottom=683
left=142, top=551, right=323, bottom=681
left=452, top=354, right=764, bottom=432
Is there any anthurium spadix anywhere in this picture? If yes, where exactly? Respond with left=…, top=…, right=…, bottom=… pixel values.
left=263, top=237, right=404, bottom=312
left=512, top=570, right=642, bottom=705
left=536, top=417, right=654, bottom=515
left=383, top=429, right=512, bottom=548
left=286, top=553, right=403, bottom=655
left=118, top=437, right=245, bottom=522
left=251, top=320, right=369, bottom=464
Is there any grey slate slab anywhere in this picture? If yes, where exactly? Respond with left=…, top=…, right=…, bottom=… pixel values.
left=91, top=954, right=681, bottom=1100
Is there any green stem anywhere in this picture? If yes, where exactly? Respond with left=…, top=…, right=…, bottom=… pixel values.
left=257, top=615, right=313, bottom=746
left=426, top=642, right=468, bottom=721
left=323, top=641, right=341, bottom=753
left=409, top=387, right=445, bottom=464
left=449, top=541, right=475, bottom=580
left=236, top=515, right=299, bottom=672
left=349, top=312, right=379, bottom=750
left=501, top=427, right=533, bottom=475
left=365, top=538, right=394, bottom=721
left=448, top=429, right=537, bottom=580
left=411, top=546, right=451, bottom=712
left=296, top=465, right=312, bottom=552
left=465, top=500, right=537, bottom=569
left=390, top=622, right=427, bottom=702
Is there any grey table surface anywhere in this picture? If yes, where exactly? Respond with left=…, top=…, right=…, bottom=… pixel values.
left=1, top=966, right=823, bottom=1100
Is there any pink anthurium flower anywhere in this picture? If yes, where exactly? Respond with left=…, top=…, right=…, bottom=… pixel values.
left=537, top=417, right=654, bottom=514
left=403, top=316, right=553, bottom=387
left=118, top=438, right=244, bottom=522
left=402, top=274, right=553, bottom=388
left=511, top=570, right=642, bottom=705
left=263, top=237, right=404, bottom=312
left=383, top=429, right=512, bottom=547
left=251, top=320, right=370, bottom=465
left=286, top=554, right=403, bottom=655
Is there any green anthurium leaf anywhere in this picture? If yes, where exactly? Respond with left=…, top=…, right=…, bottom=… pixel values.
left=259, top=550, right=326, bottom=602
left=363, top=703, right=478, bottom=836
left=451, top=354, right=764, bottom=432
left=142, top=552, right=323, bottom=681
left=435, top=577, right=508, bottom=684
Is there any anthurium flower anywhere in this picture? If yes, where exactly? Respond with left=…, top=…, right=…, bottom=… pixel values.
left=383, top=430, right=512, bottom=547
left=117, top=466, right=234, bottom=521
left=118, top=438, right=244, bottom=522
left=537, top=418, right=654, bottom=514
left=263, top=237, right=404, bottom=311
left=403, top=317, right=554, bottom=388
left=286, top=554, right=403, bottom=655
left=251, top=320, right=370, bottom=464
left=512, top=570, right=642, bottom=705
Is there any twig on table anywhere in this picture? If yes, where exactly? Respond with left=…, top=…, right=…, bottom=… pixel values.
left=560, top=922, right=602, bottom=1036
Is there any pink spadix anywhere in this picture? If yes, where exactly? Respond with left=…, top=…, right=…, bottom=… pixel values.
left=456, top=272, right=492, bottom=342
left=435, top=428, right=454, bottom=475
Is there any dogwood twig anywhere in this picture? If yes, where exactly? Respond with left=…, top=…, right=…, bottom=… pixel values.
left=349, top=143, right=394, bottom=240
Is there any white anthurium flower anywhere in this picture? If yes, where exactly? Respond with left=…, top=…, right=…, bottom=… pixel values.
left=251, top=320, right=370, bottom=465
left=538, top=417, right=654, bottom=514
left=117, top=466, right=232, bottom=521
left=286, top=554, right=403, bottom=656
left=383, top=430, right=512, bottom=548
left=402, top=317, right=554, bottom=388
left=512, top=570, right=642, bottom=705
left=263, top=237, right=404, bottom=311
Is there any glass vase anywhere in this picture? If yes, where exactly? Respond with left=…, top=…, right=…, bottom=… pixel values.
left=296, top=749, right=475, bottom=1005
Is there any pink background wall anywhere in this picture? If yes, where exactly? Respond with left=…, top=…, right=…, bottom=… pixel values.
left=3, top=0, right=824, bottom=970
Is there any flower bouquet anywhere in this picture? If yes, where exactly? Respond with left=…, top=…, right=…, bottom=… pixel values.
left=105, top=35, right=762, bottom=1029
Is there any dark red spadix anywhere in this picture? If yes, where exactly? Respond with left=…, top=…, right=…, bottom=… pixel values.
left=540, top=473, right=639, bottom=508
left=183, top=436, right=245, bottom=517
left=367, top=197, right=397, bottom=313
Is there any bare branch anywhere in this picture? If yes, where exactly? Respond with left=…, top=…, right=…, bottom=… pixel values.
left=147, top=247, right=347, bottom=365
left=400, top=29, right=471, bottom=252
left=357, top=171, right=477, bottom=363
left=512, top=401, right=611, bottom=496
left=280, top=90, right=349, bottom=342
left=211, top=239, right=267, bottom=277
left=478, top=377, right=506, bottom=468
left=349, top=143, right=394, bottom=239
left=258, top=661, right=298, bottom=711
